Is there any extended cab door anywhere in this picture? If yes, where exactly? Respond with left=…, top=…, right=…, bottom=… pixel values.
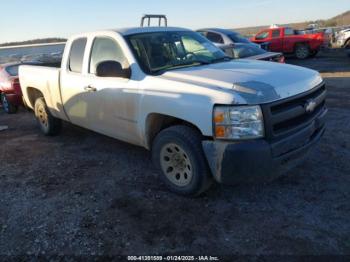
left=269, top=29, right=283, bottom=52
left=282, top=28, right=297, bottom=53
left=60, top=37, right=93, bottom=129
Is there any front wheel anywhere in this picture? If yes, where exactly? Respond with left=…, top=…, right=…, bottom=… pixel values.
left=152, top=125, right=213, bottom=196
left=345, top=39, right=350, bottom=49
left=295, top=44, right=310, bottom=59
left=1, top=93, right=18, bottom=114
left=34, top=97, right=62, bottom=136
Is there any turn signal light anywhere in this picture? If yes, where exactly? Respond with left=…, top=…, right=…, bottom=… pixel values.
left=214, top=111, right=225, bottom=123
left=215, top=126, right=225, bottom=138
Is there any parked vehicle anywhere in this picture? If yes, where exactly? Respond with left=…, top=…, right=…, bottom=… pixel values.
left=336, top=28, right=350, bottom=49
left=0, top=61, right=60, bottom=113
left=197, top=28, right=269, bottom=50
left=251, top=27, right=325, bottom=59
left=0, top=63, right=23, bottom=113
left=19, top=26, right=327, bottom=196
left=216, top=43, right=285, bottom=63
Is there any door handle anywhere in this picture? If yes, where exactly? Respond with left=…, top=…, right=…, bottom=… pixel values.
left=84, top=85, right=97, bottom=92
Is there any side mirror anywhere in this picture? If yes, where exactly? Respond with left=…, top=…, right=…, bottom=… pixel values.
left=96, top=61, right=131, bottom=78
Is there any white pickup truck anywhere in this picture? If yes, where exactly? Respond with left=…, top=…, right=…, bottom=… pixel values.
left=19, top=26, right=327, bottom=196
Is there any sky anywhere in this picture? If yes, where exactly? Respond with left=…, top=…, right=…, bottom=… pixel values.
left=1, top=0, right=349, bottom=43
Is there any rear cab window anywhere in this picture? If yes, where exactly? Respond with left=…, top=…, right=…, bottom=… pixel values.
left=284, top=28, right=295, bottom=36
left=68, top=38, right=87, bottom=73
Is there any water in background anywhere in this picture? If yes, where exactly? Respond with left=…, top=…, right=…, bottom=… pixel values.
left=0, top=44, right=65, bottom=64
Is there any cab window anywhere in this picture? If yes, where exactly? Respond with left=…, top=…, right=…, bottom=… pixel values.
left=89, top=37, right=128, bottom=74
left=272, top=29, right=280, bottom=38
left=68, top=38, right=87, bottom=73
left=284, top=28, right=295, bottom=36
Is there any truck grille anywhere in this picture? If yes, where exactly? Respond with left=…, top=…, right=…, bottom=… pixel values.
left=262, top=82, right=327, bottom=140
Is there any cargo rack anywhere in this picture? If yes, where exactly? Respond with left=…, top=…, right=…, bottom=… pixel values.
left=141, top=14, right=168, bottom=27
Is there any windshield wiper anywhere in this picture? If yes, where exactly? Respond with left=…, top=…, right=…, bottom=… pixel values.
left=211, top=56, right=232, bottom=64
left=151, top=60, right=210, bottom=74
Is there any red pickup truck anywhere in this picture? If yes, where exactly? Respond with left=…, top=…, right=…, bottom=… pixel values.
left=251, top=27, right=324, bottom=59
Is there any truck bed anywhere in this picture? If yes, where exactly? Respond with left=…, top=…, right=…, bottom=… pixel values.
left=19, top=64, right=66, bottom=120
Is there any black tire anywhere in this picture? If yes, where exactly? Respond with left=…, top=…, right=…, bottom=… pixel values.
left=1, top=93, right=18, bottom=114
left=34, top=97, right=61, bottom=136
left=295, top=44, right=310, bottom=59
left=152, top=125, right=213, bottom=196
left=345, top=39, right=350, bottom=49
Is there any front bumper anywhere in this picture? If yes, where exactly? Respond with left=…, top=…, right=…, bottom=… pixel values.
left=202, top=107, right=327, bottom=185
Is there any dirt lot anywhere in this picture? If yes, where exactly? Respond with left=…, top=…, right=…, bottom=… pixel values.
left=0, top=49, right=349, bottom=258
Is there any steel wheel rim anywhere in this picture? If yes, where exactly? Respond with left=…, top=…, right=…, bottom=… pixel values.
left=37, top=104, right=48, bottom=128
left=2, top=95, right=9, bottom=112
left=160, top=143, right=193, bottom=187
left=297, top=47, right=308, bottom=58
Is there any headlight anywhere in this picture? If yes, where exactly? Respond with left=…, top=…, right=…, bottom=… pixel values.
left=213, top=105, right=264, bottom=140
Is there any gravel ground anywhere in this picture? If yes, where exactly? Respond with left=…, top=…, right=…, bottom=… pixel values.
left=0, top=49, right=349, bottom=259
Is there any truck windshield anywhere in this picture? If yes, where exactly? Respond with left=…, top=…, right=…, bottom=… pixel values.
left=126, top=31, right=230, bottom=74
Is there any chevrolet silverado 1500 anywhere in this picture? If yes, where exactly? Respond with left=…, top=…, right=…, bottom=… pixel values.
left=19, top=26, right=327, bottom=196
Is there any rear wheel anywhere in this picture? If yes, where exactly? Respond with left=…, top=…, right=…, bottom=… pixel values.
left=295, top=44, right=310, bottom=59
left=34, top=97, right=61, bottom=136
left=152, top=125, right=213, bottom=196
left=1, top=93, right=18, bottom=114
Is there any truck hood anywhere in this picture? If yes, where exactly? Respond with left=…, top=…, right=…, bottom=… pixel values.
left=159, top=60, right=323, bottom=104
left=246, top=52, right=281, bottom=61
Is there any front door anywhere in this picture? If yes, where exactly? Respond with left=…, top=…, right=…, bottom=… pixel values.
left=83, top=36, right=140, bottom=145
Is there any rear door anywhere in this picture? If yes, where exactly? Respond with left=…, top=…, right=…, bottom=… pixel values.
left=60, top=37, right=93, bottom=129
left=269, top=29, right=283, bottom=52
left=282, top=28, right=297, bottom=53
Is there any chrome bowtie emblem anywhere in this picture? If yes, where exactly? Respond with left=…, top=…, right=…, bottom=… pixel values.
left=305, top=99, right=317, bottom=113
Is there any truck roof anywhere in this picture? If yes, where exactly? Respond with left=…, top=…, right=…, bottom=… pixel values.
left=69, top=27, right=193, bottom=40
left=114, top=26, right=191, bottom=36
left=197, top=28, right=239, bottom=35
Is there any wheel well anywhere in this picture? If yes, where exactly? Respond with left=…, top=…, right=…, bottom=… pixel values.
left=26, top=87, right=44, bottom=108
left=345, top=38, right=350, bottom=47
left=294, top=42, right=310, bottom=50
left=145, top=113, right=203, bottom=149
